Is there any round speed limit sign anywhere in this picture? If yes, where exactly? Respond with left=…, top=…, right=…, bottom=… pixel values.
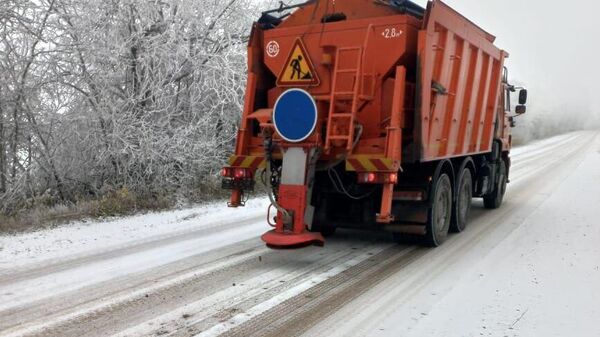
left=266, top=41, right=279, bottom=58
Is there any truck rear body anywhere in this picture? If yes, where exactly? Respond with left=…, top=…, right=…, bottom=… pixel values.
left=222, top=0, right=524, bottom=248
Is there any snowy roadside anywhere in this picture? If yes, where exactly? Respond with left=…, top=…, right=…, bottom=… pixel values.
left=0, top=197, right=270, bottom=271
left=509, top=132, right=579, bottom=157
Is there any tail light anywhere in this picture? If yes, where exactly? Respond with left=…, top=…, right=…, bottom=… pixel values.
left=221, top=167, right=255, bottom=191
left=222, top=167, right=252, bottom=179
left=358, top=172, right=377, bottom=184
left=221, top=167, right=233, bottom=178
left=233, top=168, right=252, bottom=179
left=357, top=172, right=398, bottom=184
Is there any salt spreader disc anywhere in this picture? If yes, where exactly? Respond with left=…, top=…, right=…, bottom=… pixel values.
left=273, top=88, right=317, bottom=143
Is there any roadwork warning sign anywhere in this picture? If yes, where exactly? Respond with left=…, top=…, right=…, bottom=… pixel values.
left=277, top=38, right=320, bottom=86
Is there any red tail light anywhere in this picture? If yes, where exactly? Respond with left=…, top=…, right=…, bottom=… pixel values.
left=233, top=168, right=252, bottom=179
left=388, top=173, right=398, bottom=184
left=357, top=172, right=398, bottom=184
left=221, top=167, right=233, bottom=177
left=222, top=167, right=252, bottom=179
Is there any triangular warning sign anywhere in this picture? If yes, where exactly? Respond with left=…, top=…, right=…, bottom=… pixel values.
left=277, top=38, right=320, bottom=86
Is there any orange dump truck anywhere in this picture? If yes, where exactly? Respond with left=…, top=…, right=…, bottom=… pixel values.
left=221, top=0, right=528, bottom=248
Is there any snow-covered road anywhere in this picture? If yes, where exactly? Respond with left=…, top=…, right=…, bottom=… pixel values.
left=0, top=131, right=598, bottom=337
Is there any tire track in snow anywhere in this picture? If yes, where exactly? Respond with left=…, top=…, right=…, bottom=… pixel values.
left=0, top=214, right=264, bottom=286
left=0, top=219, right=267, bottom=312
left=112, top=239, right=390, bottom=337
left=3, top=232, right=392, bottom=337
left=0, top=243, right=269, bottom=337
left=194, top=245, right=406, bottom=337
left=510, top=132, right=592, bottom=184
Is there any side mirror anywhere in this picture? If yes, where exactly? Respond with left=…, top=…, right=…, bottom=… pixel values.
left=518, top=89, right=528, bottom=105
left=515, top=105, right=526, bottom=115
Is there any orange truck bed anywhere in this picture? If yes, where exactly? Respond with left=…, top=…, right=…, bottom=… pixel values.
left=417, top=1, right=507, bottom=161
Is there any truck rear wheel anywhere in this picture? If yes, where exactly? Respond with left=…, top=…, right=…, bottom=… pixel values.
left=310, top=222, right=337, bottom=237
left=314, top=226, right=336, bottom=237
left=425, top=173, right=452, bottom=246
left=450, top=168, right=472, bottom=233
left=483, top=160, right=507, bottom=209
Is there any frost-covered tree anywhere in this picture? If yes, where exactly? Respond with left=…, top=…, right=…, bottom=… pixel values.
left=0, top=0, right=260, bottom=214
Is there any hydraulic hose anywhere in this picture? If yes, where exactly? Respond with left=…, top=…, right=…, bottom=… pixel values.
left=263, top=134, right=291, bottom=224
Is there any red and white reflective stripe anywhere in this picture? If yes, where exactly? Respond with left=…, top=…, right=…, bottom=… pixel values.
left=346, top=156, right=395, bottom=172
left=228, top=156, right=266, bottom=170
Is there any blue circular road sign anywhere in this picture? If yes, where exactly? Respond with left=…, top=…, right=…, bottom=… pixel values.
left=273, top=88, right=318, bottom=143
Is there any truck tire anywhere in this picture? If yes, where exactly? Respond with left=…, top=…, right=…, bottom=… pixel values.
left=310, top=224, right=336, bottom=237
left=318, top=226, right=337, bottom=237
left=450, top=168, right=472, bottom=233
left=425, top=173, right=452, bottom=246
left=483, top=160, right=507, bottom=209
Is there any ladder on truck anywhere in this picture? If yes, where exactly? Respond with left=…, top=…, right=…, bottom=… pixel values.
left=325, top=26, right=373, bottom=152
